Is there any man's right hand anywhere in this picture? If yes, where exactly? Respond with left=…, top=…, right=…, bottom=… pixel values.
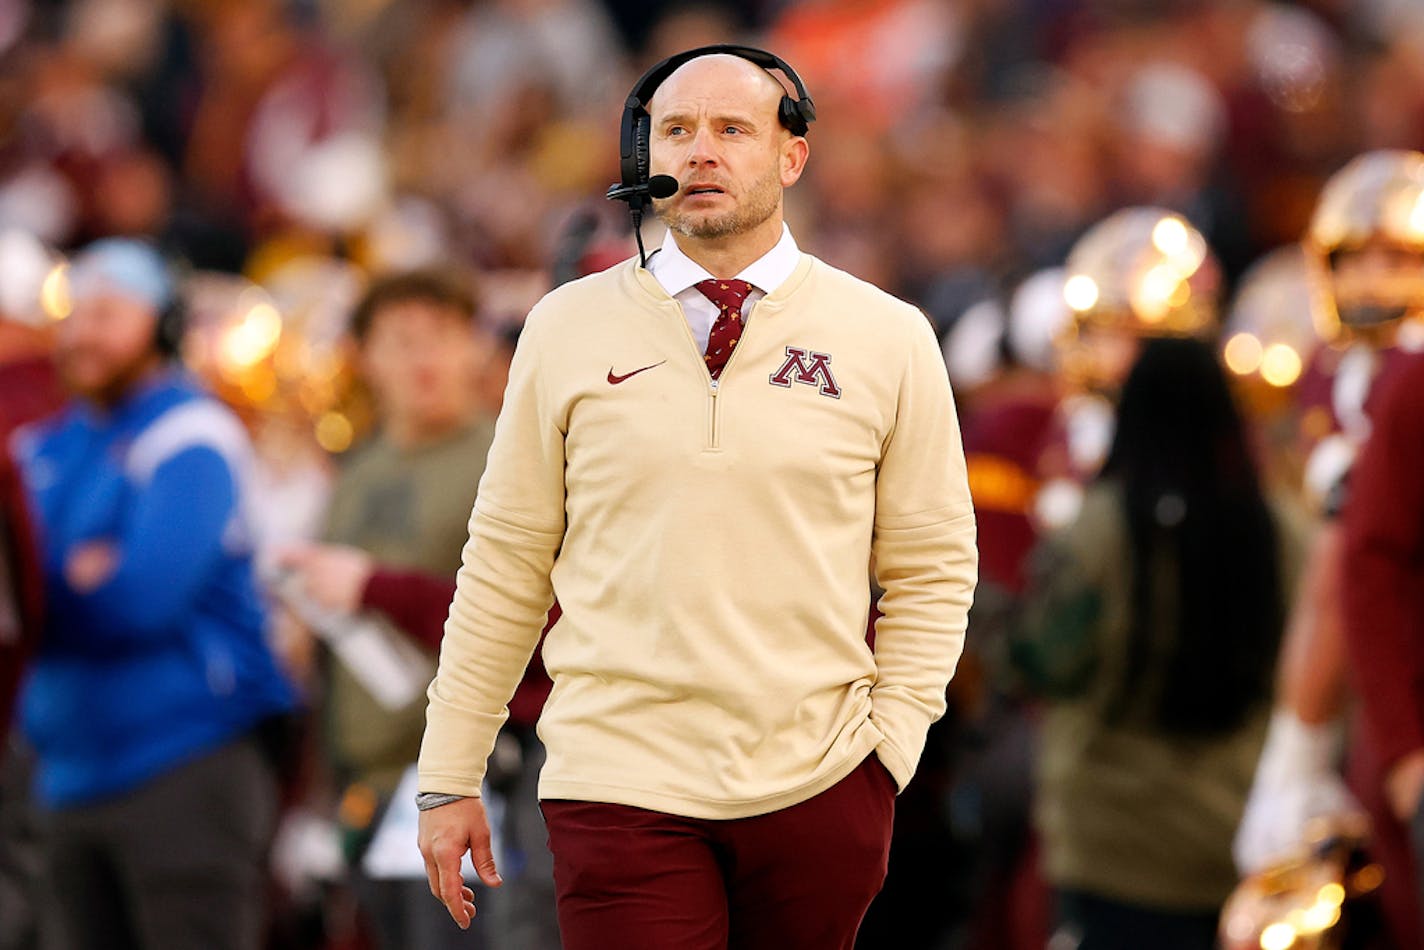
left=417, top=797, right=503, bottom=929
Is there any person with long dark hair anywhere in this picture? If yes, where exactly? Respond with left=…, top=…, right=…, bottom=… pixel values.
left=1013, top=336, right=1301, bottom=950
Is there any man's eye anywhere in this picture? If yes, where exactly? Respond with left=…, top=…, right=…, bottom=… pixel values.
left=724, top=126, right=743, bottom=135
left=668, top=126, right=686, bottom=136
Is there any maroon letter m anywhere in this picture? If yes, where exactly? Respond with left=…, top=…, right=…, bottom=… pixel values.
left=769, top=346, right=842, bottom=398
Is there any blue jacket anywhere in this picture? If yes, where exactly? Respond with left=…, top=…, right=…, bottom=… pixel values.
left=12, top=371, right=295, bottom=807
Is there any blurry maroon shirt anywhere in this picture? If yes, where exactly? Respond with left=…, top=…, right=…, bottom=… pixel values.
left=1341, top=352, right=1424, bottom=772
left=1, top=356, right=66, bottom=737
left=1339, top=352, right=1424, bottom=950
left=361, top=568, right=554, bottom=728
left=959, top=380, right=1059, bottom=594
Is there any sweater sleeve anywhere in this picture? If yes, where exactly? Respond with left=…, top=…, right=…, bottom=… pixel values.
left=869, top=313, right=978, bottom=790
left=49, top=446, right=237, bottom=649
left=418, top=309, right=566, bottom=797
left=1341, top=356, right=1424, bottom=770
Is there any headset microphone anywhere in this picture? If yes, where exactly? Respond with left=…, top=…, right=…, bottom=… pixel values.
left=604, top=174, right=679, bottom=205
left=604, top=174, right=680, bottom=268
left=646, top=175, right=679, bottom=199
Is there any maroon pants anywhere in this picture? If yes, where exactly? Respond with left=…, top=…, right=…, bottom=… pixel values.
left=541, top=753, right=896, bottom=950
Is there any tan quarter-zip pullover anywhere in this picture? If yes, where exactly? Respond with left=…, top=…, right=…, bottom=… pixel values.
left=418, top=253, right=977, bottom=819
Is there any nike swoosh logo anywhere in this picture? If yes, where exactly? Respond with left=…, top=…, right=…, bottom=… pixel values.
left=607, top=361, right=667, bottom=385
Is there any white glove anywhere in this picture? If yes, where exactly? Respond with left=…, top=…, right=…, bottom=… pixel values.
left=269, top=807, right=346, bottom=900
left=1233, top=709, right=1360, bottom=874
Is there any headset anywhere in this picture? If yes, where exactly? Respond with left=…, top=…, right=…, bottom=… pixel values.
left=154, top=294, right=186, bottom=358
left=606, top=44, right=816, bottom=265
left=153, top=249, right=192, bottom=359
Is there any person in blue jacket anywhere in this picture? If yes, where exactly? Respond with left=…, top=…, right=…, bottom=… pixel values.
left=9, top=238, right=296, bottom=950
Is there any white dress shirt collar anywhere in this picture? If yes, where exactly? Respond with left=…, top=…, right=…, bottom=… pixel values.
left=648, top=224, right=801, bottom=297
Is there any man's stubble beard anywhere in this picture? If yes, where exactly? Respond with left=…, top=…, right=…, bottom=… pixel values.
left=659, top=164, right=782, bottom=241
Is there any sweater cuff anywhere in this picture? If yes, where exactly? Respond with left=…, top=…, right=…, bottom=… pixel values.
left=869, top=694, right=932, bottom=792
left=417, top=681, right=508, bottom=798
left=873, top=740, right=912, bottom=793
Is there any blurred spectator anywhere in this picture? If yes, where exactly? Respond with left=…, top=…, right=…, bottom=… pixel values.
left=767, top=0, right=964, bottom=134
left=177, top=0, right=385, bottom=265
left=0, top=230, right=65, bottom=737
left=796, top=117, right=904, bottom=295
left=861, top=272, right=1064, bottom=950
left=1014, top=338, right=1298, bottom=950
left=284, top=268, right=497, bottom=950
left=1356, top=40, right=1424, bottom=153
left=1342, top=352, right=1424, bottom=942
left=1033, top=205, right=1222, bottom=529
left=447, top=0, right=624, bottom=131
left=0, top=230, right=65, bottom=950
left=0, top=0, right=1409, bottom=330
left=1219, top=249, right=1319, bottom=514
left=1109, top=60, right=1255, bottom=278
left=896, top=170, right=1007, bottom=336
left=1234, top=149, right=1424, bottom=950
left=0, top=41, right=139, bottom=246
left=436, top=0, right=627, bottom=268
left=983, top=70, right=1109, bottom=273
left=278, top=540, right=561, bottom=950
left=1224, top=3, right=1352, bottom=252
left=473, top=322, right=521, bottom=420
left=10, top=237, right=297, bottom=950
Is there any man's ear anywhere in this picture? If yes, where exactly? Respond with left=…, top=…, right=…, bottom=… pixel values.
left=781, top=135, right=810, bottom=188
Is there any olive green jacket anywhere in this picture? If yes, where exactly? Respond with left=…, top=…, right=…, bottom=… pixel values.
left=1015, top=482, right=1307, bottom=911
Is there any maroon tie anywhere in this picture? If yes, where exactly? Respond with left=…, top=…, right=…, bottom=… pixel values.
left=695, top=279, right=753, bottom=380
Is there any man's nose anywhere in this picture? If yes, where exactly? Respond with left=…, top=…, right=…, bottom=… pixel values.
left=685, top=126, right=719, bottom=166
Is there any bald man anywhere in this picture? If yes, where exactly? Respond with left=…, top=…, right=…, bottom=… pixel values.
left=416, top=47, right=977, bottom=949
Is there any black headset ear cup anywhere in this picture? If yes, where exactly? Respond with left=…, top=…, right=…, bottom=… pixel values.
left=794, top=96, right=815, bottom=130
left=778, top=95, right=816, bottom=136
left=779, top=98, right=803, bottom=136
left=155, top=300, right=185, bottom=357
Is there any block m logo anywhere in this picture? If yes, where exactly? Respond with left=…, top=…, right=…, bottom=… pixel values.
left=769, top=346, right=841, bottom=399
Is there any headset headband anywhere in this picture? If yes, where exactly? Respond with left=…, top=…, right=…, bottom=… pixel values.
left=626, top=44, right=816, bottom=136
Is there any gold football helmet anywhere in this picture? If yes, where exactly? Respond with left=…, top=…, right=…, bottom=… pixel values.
left=1056, top=207, right=1221, bottom=393
left=1305, top=149, right=1424, bottom=341
left=1219, top=814, right=1383, bottom=950
left=183, top=258, right=371, bottom=455
left=1222, top=246, right=1319, bottom=493
left=1223, top=246, right=1317, bottom=393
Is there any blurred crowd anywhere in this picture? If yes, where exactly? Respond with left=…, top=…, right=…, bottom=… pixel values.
left=5, top=0, right=1424, bottom=949
left=0, top=0, right=1422, bottom=313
